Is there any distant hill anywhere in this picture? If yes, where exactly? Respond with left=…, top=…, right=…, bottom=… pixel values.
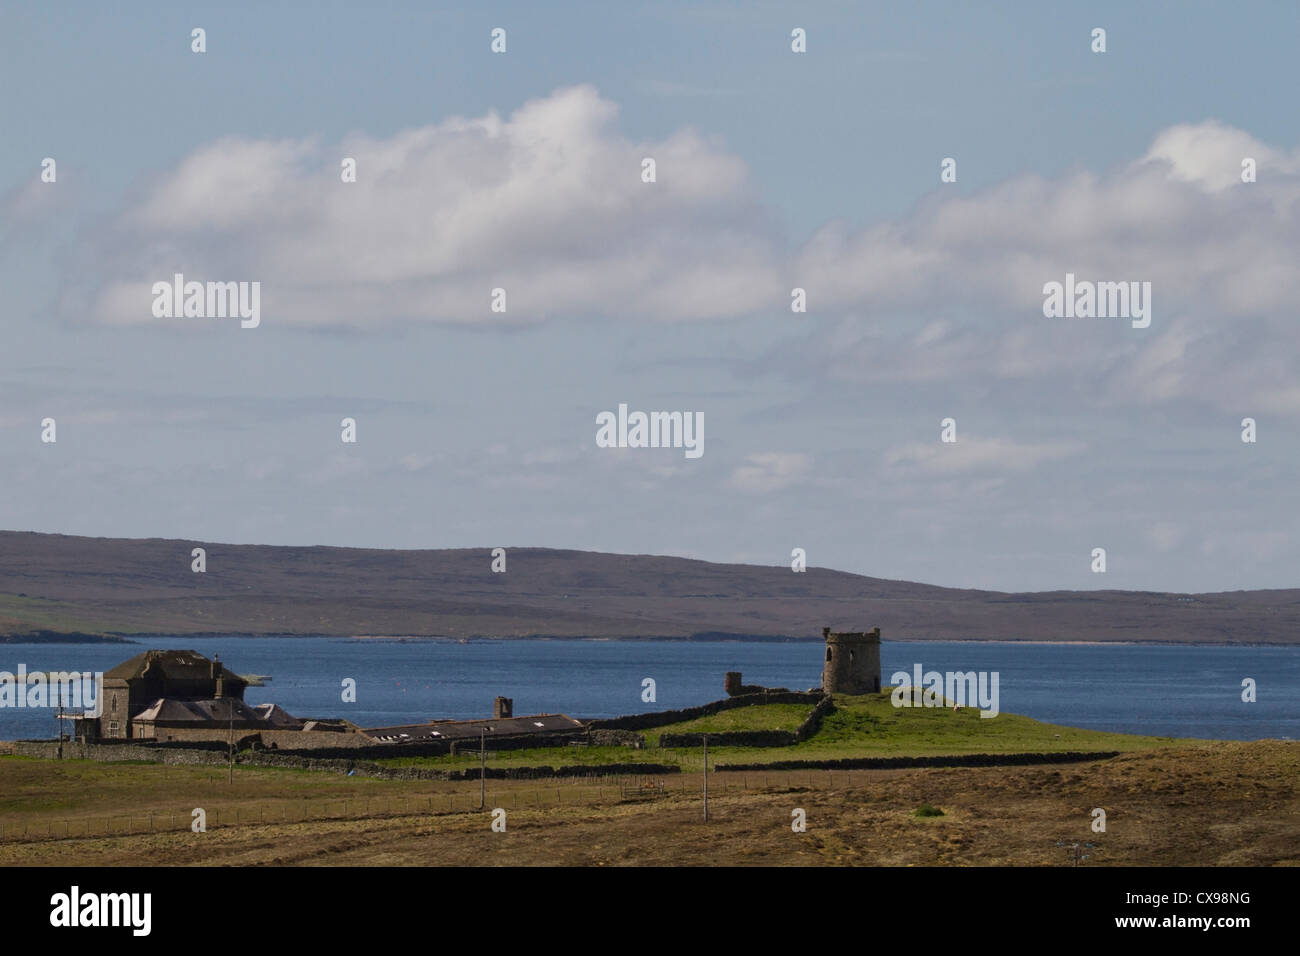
left=0, top=530, right=1297, bottom=644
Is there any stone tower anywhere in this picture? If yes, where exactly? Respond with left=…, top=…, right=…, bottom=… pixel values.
left=821, top=627, right=881, bottom=695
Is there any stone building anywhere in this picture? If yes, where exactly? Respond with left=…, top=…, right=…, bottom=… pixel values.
left=75, top=649, right=581, bottom=752
left=75, top=649, right=356, bottom=745
left=821, top=626, right=881, bottom=695
left=93, top=649, right=249, bottom=740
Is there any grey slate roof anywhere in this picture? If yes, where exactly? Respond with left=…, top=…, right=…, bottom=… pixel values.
left=132, top=697, right=264, bottom=724
left=252, top=702, right=304, bottom=728
left=363, top=713, right=584, bottom=743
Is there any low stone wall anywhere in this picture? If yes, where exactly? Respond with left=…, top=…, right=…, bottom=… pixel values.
left=132, top=727, right=375, bottom=750
left=12, top=731, right=605, bottom=764
left=587, top=729, right=644, bottom=748
left=644, top=694, right=832, bottom=749
left=717, top=750, right=1122, bottom=772
left=589, top=691, right=823, bottom=732
left=239, top=751, right=680, bottom=781
left=794, top=694, right=836, bottom=741
left=11, top=739, right=233, bottom=765
left=8, top=738, right=677, bottom=781
left=263, top=731, right=588, bottom=761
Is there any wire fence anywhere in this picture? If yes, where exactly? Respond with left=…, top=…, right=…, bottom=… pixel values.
left=0, top=769, right=857, bottom=844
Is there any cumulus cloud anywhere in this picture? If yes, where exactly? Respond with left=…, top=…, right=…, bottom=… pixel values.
left=70, top=85, right=786, bottom=328
left=778, top=120, right=1300, bottom=415
left=730, top=452, right=811, bottom=492
left=796, top=122, right=1300, bottom=320
left=62, top=98, right=1300, bottom=419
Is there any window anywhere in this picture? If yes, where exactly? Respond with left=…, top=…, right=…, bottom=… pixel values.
left=111, top=694, right=117, bottom=713
left=108, top=721, right=120, bottom=732
left=825, top=648, right=832, bottom=662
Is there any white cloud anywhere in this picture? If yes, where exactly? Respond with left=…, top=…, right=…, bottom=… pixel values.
left=730, top=452, right=811, bottom=492
left=884, top=437, right=1083, bottom=474
left=64, top=100, right=1300, bottom=420
left=780, top=120, right=1300, bottom=415
left=74, top=85, right=786, bottom=328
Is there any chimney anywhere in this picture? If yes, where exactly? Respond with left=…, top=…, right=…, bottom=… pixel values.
left=494, top=696, right=513, bottom=719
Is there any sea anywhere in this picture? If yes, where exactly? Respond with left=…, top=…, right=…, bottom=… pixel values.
left=0, top=637, right=1296, bottom=742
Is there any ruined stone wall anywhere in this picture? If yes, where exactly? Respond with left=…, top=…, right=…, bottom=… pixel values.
left=586, top=729, right=644, bottom=748
left=794, top=694, right=836, bottom=741
left=589, top=691, right=823, bottom=732
left=11, top=739, right=232, bottom=765
left=655, top=695, right=834, bottom=749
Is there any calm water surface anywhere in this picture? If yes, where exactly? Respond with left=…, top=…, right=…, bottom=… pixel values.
left=1, top=638, right=1295, bottom=741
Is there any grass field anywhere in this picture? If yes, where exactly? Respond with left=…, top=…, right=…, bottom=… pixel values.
left=638, top=703, right=814, bottom=745
left=0, top=740, right=1296, bottom=865
left=1, top=693, right=1289, bottom=866
left=369, top=692, right=1198, bottom=771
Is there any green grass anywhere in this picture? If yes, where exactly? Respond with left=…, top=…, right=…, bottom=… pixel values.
left=367, top=691, right=1199, bottom=773
left=0, top=594, right=119, bottom=637
left=914, top=803, right=945, bottom=817
left=719, top=691, right=1194, bottom=763
left=639, top=703, right=813, bottom=745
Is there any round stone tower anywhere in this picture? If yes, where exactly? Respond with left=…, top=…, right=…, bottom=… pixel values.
left=821, top=626, right=881, bottom=695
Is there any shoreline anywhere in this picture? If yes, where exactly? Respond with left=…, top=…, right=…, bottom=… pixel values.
left=1, top=633, right=1295, bottom=649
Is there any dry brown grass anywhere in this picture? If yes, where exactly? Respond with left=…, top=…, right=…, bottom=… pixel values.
left=1, top=740, right=1296, bottom=866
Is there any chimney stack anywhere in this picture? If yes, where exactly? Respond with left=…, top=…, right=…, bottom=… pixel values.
left=494, top=696, right=513, bottom=719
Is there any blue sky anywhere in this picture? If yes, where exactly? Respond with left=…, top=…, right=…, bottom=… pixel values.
left=3, top=1, right=1299, bottom=592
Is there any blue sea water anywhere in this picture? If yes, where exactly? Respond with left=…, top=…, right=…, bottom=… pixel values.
left=0, top=638, right=1295, bottom=742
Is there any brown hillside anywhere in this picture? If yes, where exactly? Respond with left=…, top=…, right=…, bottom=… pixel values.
left=1, top=530, right=1297, bottom=643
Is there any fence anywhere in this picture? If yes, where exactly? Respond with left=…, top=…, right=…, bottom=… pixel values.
left=0, top=768, right=875, bottom=845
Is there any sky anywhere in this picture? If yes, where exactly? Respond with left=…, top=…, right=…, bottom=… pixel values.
left=2, top=1, right=1299, bottom=593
